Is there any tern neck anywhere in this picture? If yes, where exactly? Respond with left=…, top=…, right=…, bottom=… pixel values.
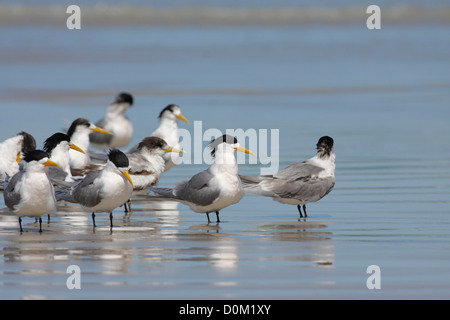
left=107, top=103, right=129, bottom=118
left=49, top=143, right=71, bottom=177
left=213, top=145, right=238, bottom=168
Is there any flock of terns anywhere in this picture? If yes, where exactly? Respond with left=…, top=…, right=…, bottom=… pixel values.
left=0, top=92, right=336, bottom=233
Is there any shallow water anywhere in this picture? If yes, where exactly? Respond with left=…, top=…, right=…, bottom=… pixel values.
left=1, top=2, right=450, bottom=299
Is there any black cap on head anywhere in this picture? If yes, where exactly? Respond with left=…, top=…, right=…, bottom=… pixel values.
left=108, top=149, right=129, bottom=168
left=209, top=134, right=238, bottom=158
left=316, top=136, right=334, bottom=158
left=114, top=92, right=133, bottom=105
left=24, top=150, right=50, bottom=163
left=158, top=104, right=179, bottom=118
left=43, top=133, right=71, bottom=153
left=67, top=118, right=91, bottom=137
left=18, top=131, right=36, bottom=154
left=137, top=136, right=167, bottom=151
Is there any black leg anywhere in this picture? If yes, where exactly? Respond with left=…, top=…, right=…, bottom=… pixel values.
left=206, top=212, right=211, bottom=224
left=19, top=217, right=23, bottom=233
left=123, top=202, right=128, bottom=216
left=303, top=205, right=308, bottom=218
left=216, top=211, right=220, bottom=223
left=297, top=205, right=303, bottom=218
left=47, top=214, right=50, bottom=224
left=39, top=217, right=42, bottom=233
left=92, top=212, right=96, bottom=227
left=109, top=212, right=113, bottom=228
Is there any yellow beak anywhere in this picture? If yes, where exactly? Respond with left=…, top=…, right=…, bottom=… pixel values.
left=16, top=152, right=22, bottom=164
left=163, top=146, right=185, bottom=154
left=70, top=143, right=85, bottom=154
left=175, top=113, right=190, bottom=124
left=92, top=126, right=112, bottom=135
left=43, top=160, right=59, bottom=167
left=121, top=169, right=134, bottom=187
left=235, top=146, right=256, bottom=156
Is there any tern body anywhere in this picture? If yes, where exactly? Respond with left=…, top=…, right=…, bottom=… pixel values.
left=90, top=93, right=134, bottom=150
left=240, top=136, right=335, bottom=218
left=149, top=135, right=254, bottom=223
left=67, top=118, right=111, bottom=171
left=66, top=149, right=134, bottom=228
left=3, top=150, right=59, bottom=232
left=130, top=104, right=189, bottom=172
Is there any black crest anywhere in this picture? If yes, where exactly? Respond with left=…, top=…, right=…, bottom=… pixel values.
left=137, top=136, right=167, bottom=151
left=67, top=118, right=91, bottom=137
left=158, top=104, right=179, bottom=118
left=24, top=150, right=50, bottom=163
left=43, top=133, right=71, bottom=153
left=18, top=131, right=36, bottom=154
left=108, top=149, right=129, bottom=168
left=114, top=92, right=133, bottom=105
left=316, top=136, right=334, bottom=158
left=209, top=134, right=238, bottom=158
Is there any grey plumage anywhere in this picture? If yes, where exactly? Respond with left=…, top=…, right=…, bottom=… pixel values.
left=3, top=172, right=23, bottom=211
left=240, top=136, right=335, bottom=217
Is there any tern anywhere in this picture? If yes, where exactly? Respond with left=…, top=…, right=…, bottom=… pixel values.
left=0, top=131, right=36, bottom=181
left=129, top=104, right=189, bottom=172
left=240, top=136, right=335, bottom=218
left=3, top=150, right=59, bottom=232
left=43, top=132, right=85, bottom=183
left=89, top=92, right=134, bottom=150
left=57, top=149, right=134, bottom=228
left=149, top=134, right=254, bottom=223
left=67, top=118, right=112, bottom=173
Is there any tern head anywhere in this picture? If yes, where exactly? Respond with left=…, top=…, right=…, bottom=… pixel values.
left=23, top=150, right=59, bottom=168
left=68, top=118, right=112, bottom=139
left=316, top=136, right=334, bottom=158
left=209, top=134, right=255, bottom=158
left=16, top=131, right=36, bottom=164
left=158, top=104, right=189, bottom=124
left=44, top=133, right=85, bottom=155
left=113, top=92, right=134, bottom=106
left=137, top=136, right=185, bottom=155
left=108, top=149, right=134, bottom=187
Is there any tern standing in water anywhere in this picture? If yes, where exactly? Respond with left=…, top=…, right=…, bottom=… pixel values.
left=240, top=136, right=335, bottom=218
left=58, top=149, right=134, bottom=229
left=149, top=135, right=254, bottom=223
left=3, top=150, right=59, bottom=232
left=90, top=92, right=134, bottom=150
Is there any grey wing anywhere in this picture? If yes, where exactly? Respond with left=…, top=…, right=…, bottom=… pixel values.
left=274, top=162, right=324, bottom=181
left=3, top=172, right=24, bottom=211
left=176, top=170, right=220, bottom=206
left=72, top=170, right=103, bottom=207
left=89, top=118, right=113, bottom=145
left=270, top=176, right=335, bottom=202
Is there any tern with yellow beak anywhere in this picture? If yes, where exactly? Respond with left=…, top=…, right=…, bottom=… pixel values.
left=67, top=118, right=112, bottom=172
left=59, top=149, right=134, bottom=228
left=149, top=135, right=255, bottom=223
left=129, top=104, right=189, bottom=172
left=3, top=150, right=59, bottom=232
left=43, top=132, right=85, bottom=183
